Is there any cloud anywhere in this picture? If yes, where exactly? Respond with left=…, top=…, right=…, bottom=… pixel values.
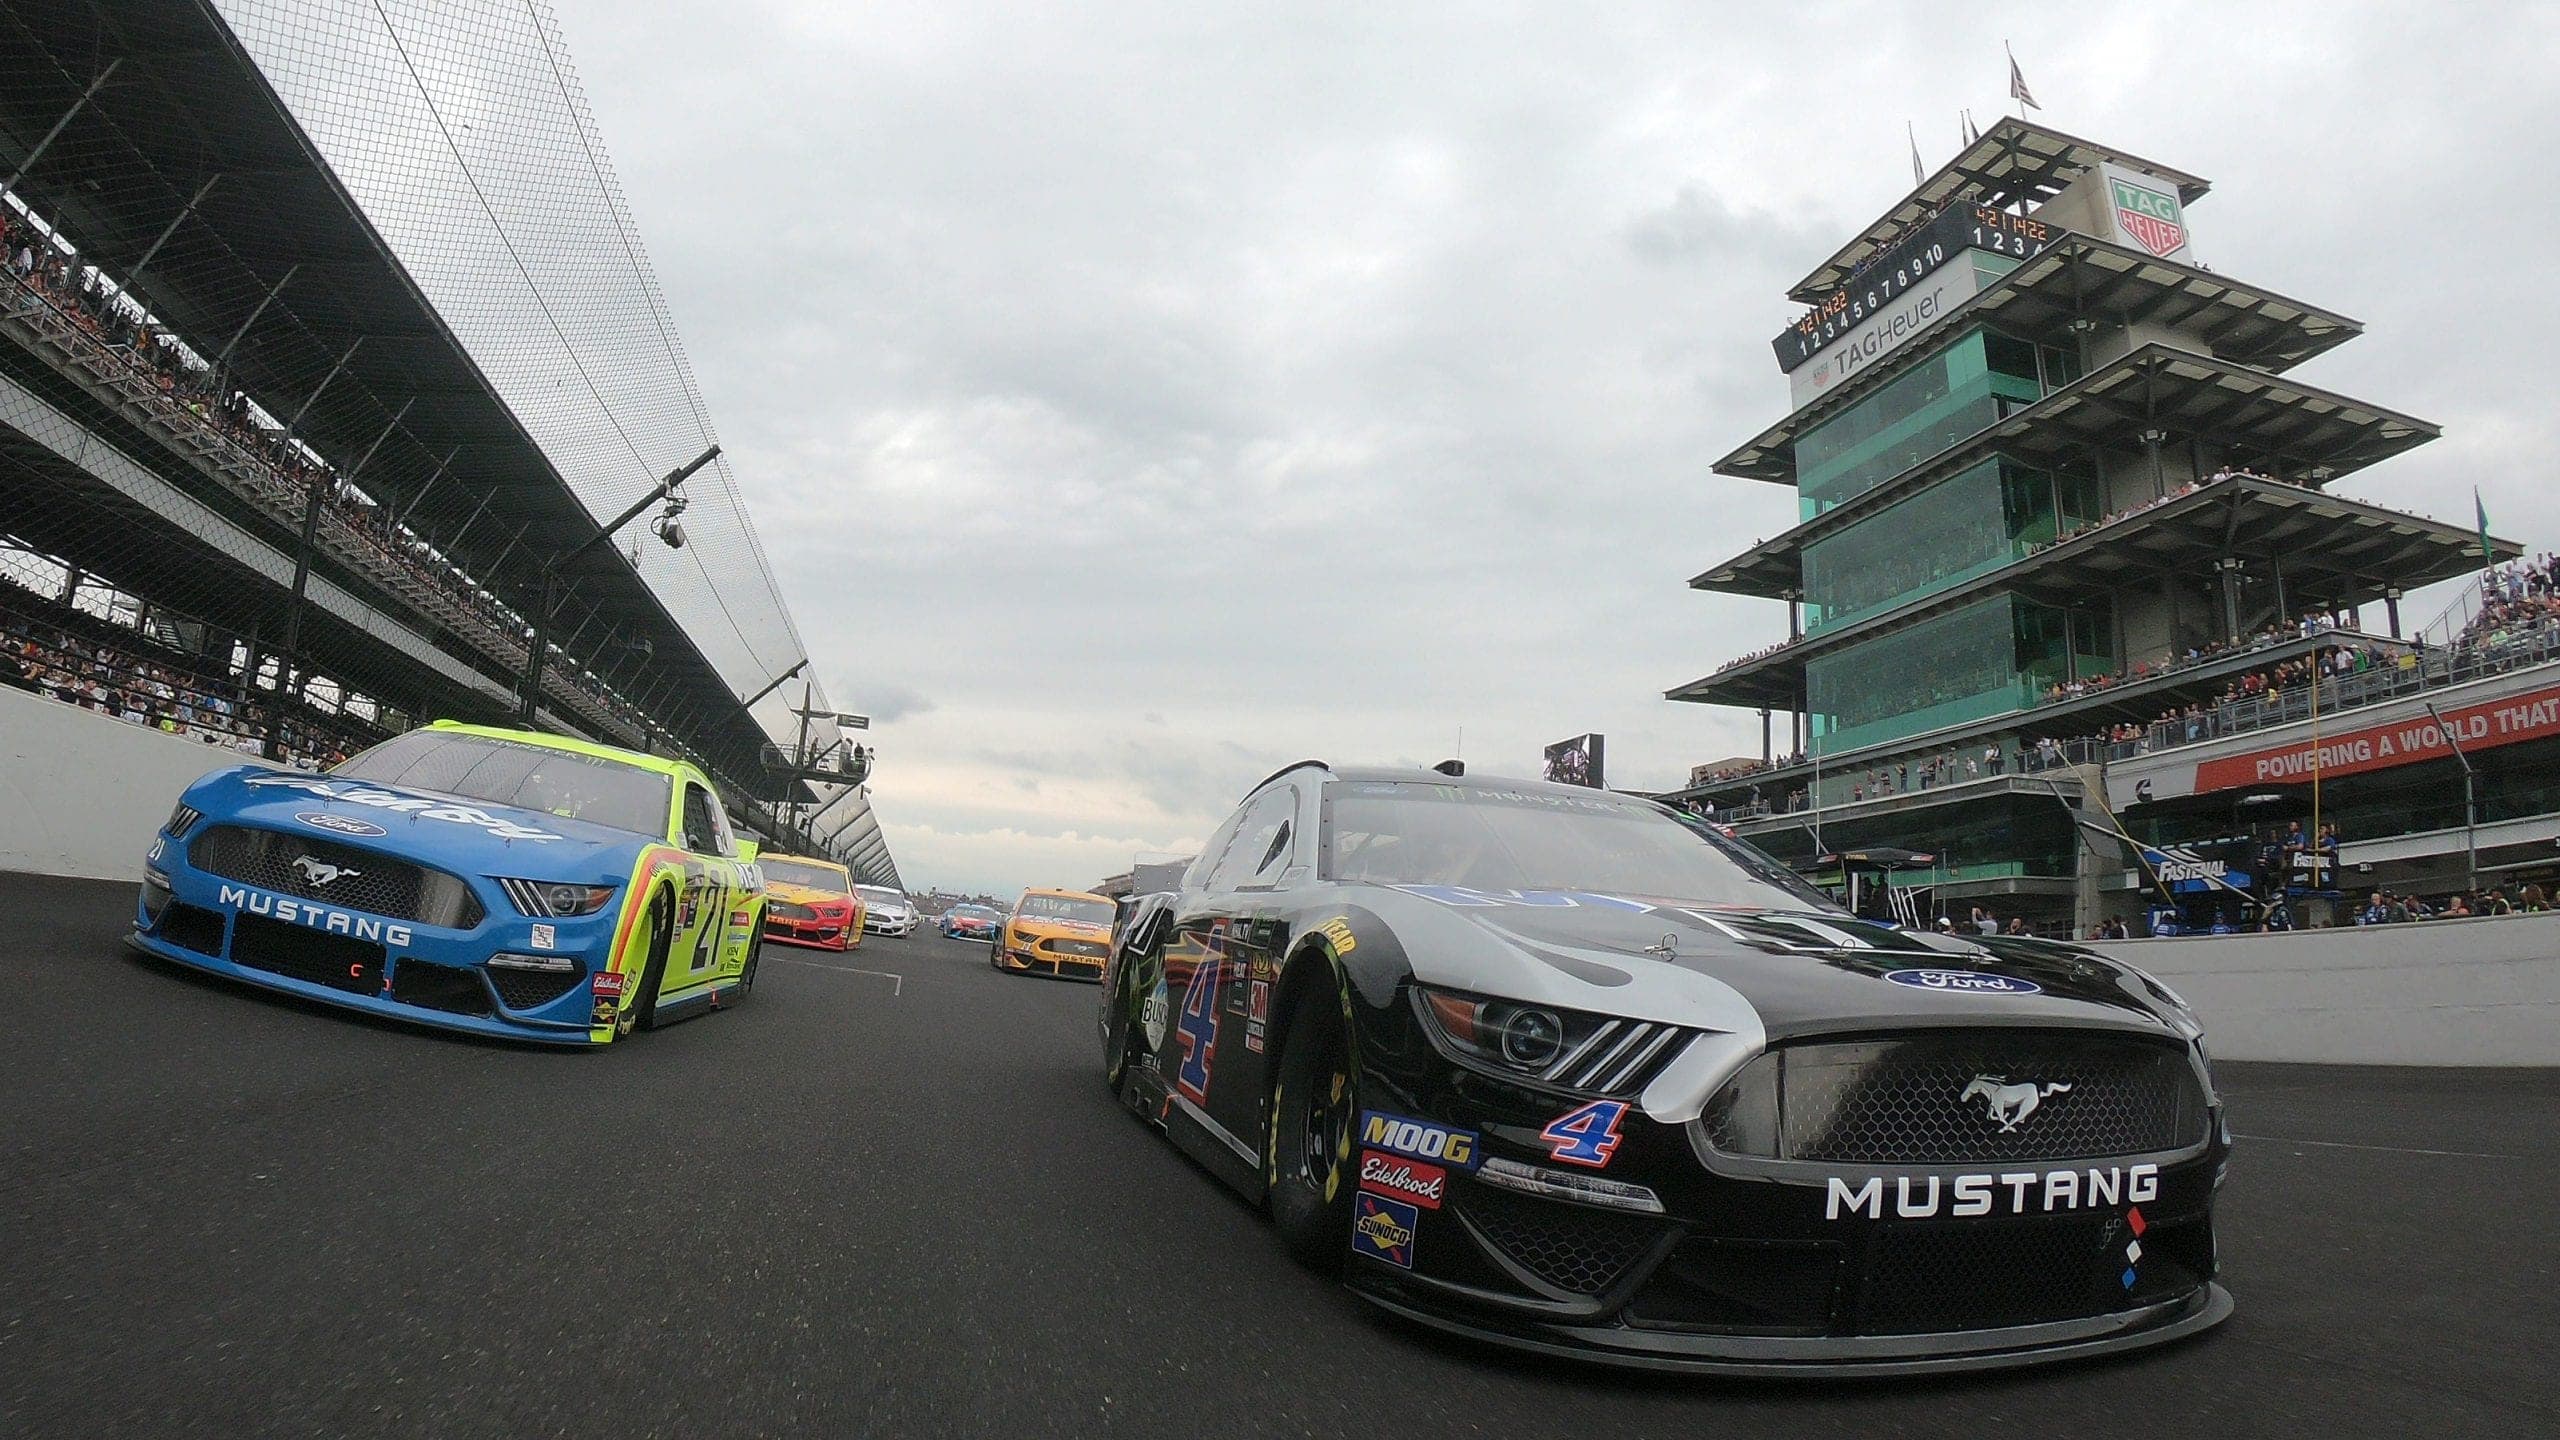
left=549, top=0, right=2560, bottom=894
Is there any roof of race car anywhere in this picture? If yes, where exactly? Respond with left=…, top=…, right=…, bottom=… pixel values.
left=1260, top=760, right=1651, bottom=804
left=761, top=851, right=850, bottom=876
left=1021, top=887, right=1111, bottom=902
left=420, top=718, right=707, bottom=785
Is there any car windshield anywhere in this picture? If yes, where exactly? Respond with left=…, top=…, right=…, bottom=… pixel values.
left=1018, top=894, right=1113, bottom=926
left=1322, top=781, right=1839, bottom=911
left=332, top=730, right=672, bottom=838
left=763, top=859, right=848, bottom=891
left=857, top=887, right=907, bottom=908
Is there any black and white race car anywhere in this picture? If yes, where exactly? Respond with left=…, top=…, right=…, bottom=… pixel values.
left=1099, top=762, right=2231, bottom=1376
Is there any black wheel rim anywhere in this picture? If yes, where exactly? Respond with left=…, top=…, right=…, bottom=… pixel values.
left=1298, top=1045, right=1349, bottom=1192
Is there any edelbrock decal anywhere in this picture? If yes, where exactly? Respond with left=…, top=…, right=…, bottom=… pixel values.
left=296, top=812, right=386, bottom=838
left=1883, top=967, right=2042, bottom=996
left=243, top=776, right=562, bottom=842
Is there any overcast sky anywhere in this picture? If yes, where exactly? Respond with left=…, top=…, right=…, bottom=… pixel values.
left=547, top=0, right=2560, bottom=897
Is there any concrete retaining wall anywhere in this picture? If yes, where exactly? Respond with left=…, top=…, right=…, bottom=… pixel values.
left=0, top=684, right=269, bottom=881
left=2090, top=919, right=2560, bottom=1066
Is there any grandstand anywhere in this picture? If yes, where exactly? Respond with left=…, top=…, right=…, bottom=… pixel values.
left=0, top=0, right=896, bottom=884
left=1667, top=119, right=2549, bottom=933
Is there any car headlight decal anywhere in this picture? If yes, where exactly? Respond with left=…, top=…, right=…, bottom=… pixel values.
left=497, top=878, right=619, bottom=918
left=1414, top=986, right=1681, bottom=1094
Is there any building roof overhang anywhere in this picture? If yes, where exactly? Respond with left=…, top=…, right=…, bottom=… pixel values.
left=1723, top=254, right=2370, bottom=485
left=1671, top=481, right=2508, bottom=712
left=1788, top=117, right=2210, bottom=303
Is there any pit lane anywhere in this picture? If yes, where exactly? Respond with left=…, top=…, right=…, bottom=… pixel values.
left=0, top=871, right=2551, bottom=1438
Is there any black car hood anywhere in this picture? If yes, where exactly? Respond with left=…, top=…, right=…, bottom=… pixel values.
left=1346, top=883, right=2185, bottom=1043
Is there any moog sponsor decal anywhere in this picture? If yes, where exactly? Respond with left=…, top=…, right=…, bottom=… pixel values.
left=1358, top=1110, right=1480, bottom=1170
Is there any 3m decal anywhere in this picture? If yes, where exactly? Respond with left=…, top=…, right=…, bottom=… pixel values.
left=1882, top=968, right=2042, bottom=996
left=1539, top=1099, right=1628, bottom=1168
left=1351, top=1192, right=1418, bottom=1269
left=1174, top=957, right=1221, bottom=1104
left=295, top=811, right=386, bottom=838
left=1357, top=1150, right=1447, bottom=1210
left=1359, top=1111, right=1479, bottom=1170
left=1318, top=918, right=1357, bottom=954
left=241, top=776, right=561, bottom=842
left=1244, top=979, right=1270, bottom=1053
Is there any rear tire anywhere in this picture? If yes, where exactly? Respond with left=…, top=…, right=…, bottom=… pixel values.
left=736, top=909, right=764, bottom=995
left=1268, top=978, right=1357, bottom=1272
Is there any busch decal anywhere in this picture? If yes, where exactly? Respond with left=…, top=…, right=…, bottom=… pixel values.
left=244, top=775, right=562, bottom=842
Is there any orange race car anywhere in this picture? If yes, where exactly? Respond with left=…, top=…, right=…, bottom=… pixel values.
left=989, top=888, right=1115, bottom=981
left=757, top=853, right=866, bottom=950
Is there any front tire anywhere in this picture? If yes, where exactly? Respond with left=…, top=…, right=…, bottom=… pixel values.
left=736, top=909, right=764, bottom=995
left=1267, top=978, right=1357, bottom=1272
left=624, top=893, right=673, bottom=1035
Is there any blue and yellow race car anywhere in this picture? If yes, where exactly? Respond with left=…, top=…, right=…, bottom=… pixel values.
left=129, top=720, right=769, bottom=1045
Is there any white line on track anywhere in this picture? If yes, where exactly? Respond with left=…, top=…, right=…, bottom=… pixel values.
left=767, top=956, right=903, bottom=994
left=2234, top=1133, right=2524, bottom=1161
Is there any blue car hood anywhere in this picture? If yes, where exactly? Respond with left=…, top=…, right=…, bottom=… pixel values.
left=181, top=764, right=652, bottom=883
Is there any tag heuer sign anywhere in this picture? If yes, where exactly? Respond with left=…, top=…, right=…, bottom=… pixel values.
left=2110, top=175, right=2187, bottom=258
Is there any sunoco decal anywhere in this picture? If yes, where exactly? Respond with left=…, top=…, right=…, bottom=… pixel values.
left=243, top=775, right=561, bottom=842
left=1351, top=1192, right=1418, bottom=1268
left=1883, top=968, right=2042, bottom=996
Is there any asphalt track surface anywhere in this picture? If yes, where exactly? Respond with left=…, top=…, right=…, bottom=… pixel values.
left=2, top=872, right=2554, bottom=1438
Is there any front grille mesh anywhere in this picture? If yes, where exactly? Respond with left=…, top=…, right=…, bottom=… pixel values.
left=1711, top=1031, right=2208, bottom=1164
left=1458, top=1184, right=1664, bottom=1296
left=229, top=912, right=383, bottom=994
left=1856, top=1216, right=2112, bottom=1334
left=189, top=826, right=482, bottom=929
left=489, top=966, right=587, bottom=1011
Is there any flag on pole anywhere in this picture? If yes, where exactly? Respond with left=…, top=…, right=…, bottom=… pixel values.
left=2007, top=43, right=2040, bottom=111
left=1908, top=121, right=1924, bottom=184
left=1962, top=108, right=1981, bottom=145
left=2476, top=486, right=2495, bottom=572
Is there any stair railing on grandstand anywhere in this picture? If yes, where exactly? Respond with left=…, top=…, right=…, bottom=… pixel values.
left=0, top=264, right=643, bottom=745
left=2418, top=572, right=2493, bottom=653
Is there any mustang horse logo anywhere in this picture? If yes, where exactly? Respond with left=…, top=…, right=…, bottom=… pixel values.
left=292, top=855, right=361, bottom=888
left=1961, top=1076, right=2072, bottom=1132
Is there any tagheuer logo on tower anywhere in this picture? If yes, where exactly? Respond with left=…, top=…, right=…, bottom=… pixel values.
left=2110, top=176, right=2186, bottom=258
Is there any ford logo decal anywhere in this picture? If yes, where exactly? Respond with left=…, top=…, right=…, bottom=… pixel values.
left=1883, top=967, right=2042, bottom=995
left=296, top=812, right=387, bottom=838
